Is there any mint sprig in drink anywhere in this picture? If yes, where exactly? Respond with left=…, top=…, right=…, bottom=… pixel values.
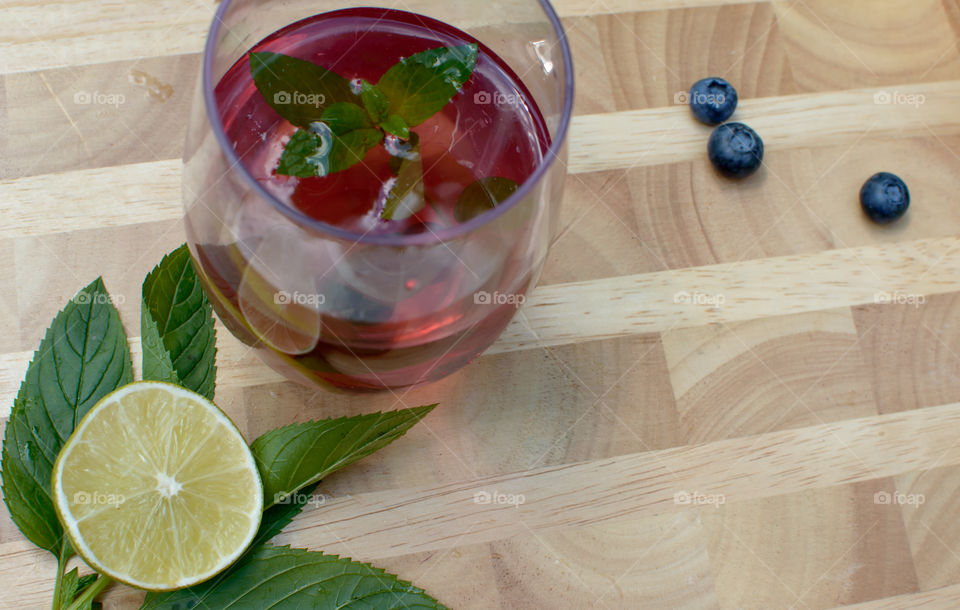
left=184, top=6, right=571, bottom=390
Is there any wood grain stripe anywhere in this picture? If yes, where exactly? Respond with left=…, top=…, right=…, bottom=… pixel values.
left=0, top=0, right=763, bottom=75
left=833, top=583, right=960, bottom=609
left=3, top=399, right=957, bottom=589
left=3, top=81, right=958, bottom=239
left=2, top=235, right=957, bottom=418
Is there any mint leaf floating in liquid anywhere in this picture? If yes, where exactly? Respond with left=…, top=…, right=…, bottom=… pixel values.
left=251, top=46, right=478, bottom=219
left=377, top=43, right=478, bottom=127
left=1, top=278, right=133, bottom=556
left=277, top=123, right=383, bottom=177
left=141, top=244, right=217, bottom=400
left=321, top=101, right=373, bottom=134
left=250, top=51, right=354, bottom=128
left=360, top=79, right=390, bottom=124
left=382, top=132, right=426, bottom=221
left=454, top=176, right=520, bottom=222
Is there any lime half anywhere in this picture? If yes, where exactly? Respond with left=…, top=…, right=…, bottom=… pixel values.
left=52, top=381, right=262, bottom=591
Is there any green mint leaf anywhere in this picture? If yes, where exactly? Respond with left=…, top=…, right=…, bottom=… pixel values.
left=140, top=304, right=178, bottom=387
left=377, top=43, right=478, bottom=127
left=380, top=114, right=410, bottom=139
left=252, top=405, right=436, bottom=508
left=453, top=176, right=519, bottom=222
left=1, top=278, right=133, bottom=556
left=76, top=573, right=99, bottom=595
left=321, top=102, right=373, bottom=134
left=329, top=128, right=383, bottom=173
left=250, top=51, right=354, bottom=128
left=142, top=545, right=447, bottom=609
left=141, top=485, right=319, bottom=609
left=276, top=125, right=382, bottom=178
left=141, top=245, right=217, bottom=400
left=57, top=567, right=80, bottom=609
left=276, top=128, right=327, bottom=178
left=360, top=80, right=390, bottom=123
left=382, top=133, right=425, bottom=221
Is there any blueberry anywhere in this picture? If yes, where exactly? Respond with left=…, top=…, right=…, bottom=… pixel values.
left=707, top=122, right=764, bottom=178
left=689, top=77, right=738, bottom=125
left=860, top=172, right=909, bottom=224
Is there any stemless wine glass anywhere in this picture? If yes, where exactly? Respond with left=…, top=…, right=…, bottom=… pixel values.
left=182, top=0, right=574, bottom=391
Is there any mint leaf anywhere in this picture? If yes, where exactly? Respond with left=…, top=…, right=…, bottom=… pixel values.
left=57, top=567, right=80, bottom=609
left=140, top=304, right=178, bottom=386
left=360, top=80, right=390, bottom=123
left=141, top=485, right=319, bottom=609
left=321, top=102, right=373, bottom=134
left=377, top=44, right=478, bottom=127
left=141, top=245, right=217, bottom=400
left=382, top=133, right=425, bottom=221
left=252, top=405, right=436, bottom=508
left=1, top=278, right=133, bottom=555
left=250, top=52, right=354, bottom=128
left=329, top=129, right=383, bottom=174
left=453, top=176, right=519, bottom=222
left=380, top=114, right=410, bottom=139
left=142, top=545, right=447, bottom=609
left=276, top=125, right=382, bottom=178
left=276, top=128, right=327, bottom=178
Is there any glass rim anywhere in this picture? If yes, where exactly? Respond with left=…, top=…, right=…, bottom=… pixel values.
left=202, top=0, right=575, bottom=247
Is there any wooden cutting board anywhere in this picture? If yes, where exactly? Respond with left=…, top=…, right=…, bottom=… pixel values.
left=3, top=0, right=960, bottom=607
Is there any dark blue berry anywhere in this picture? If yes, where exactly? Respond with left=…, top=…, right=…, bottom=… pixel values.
left=860, top=172, right=909, bottom=224
left=689, top=77, right=738, bottom=125
left=707, top=122, right=764, bottom=178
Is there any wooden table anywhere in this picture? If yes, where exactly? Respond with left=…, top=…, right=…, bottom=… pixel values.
left=3, top=0, right=960, bottom=607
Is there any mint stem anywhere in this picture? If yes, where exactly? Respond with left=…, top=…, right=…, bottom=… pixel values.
left=50, top=537, right=72, bottom=609
left=65, top=574, right=112, bottom=610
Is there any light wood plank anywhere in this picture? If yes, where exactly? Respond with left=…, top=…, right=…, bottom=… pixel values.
left=0, top=0, right=763, bottom=75
left=5, top=400, right=960, bottom=602
left=3, top=234, right=958, bottom=417
left=4, top=81, right=959, bottom=239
